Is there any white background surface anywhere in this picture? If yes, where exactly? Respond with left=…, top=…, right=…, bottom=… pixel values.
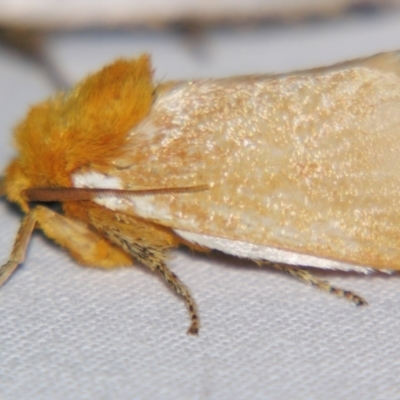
left=1, top=11, right=400, bottom=400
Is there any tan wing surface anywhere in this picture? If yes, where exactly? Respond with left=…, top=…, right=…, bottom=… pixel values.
left=76, top=52, right=400, bottom=270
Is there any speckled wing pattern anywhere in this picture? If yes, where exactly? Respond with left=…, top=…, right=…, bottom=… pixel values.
left=75, top=52, right=400, bottom=271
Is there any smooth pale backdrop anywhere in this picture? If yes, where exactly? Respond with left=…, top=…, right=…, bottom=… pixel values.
left=1, top=10, right=400, bottom=400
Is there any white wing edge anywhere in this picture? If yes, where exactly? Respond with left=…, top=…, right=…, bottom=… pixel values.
left=175, top=230, right=375, bottom=274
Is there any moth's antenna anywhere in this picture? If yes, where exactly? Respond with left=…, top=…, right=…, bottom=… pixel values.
left=24, top=184, right=209, bottom=202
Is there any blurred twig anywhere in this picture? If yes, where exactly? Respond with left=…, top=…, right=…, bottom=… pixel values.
left=0, top=26, right=69, bottom=90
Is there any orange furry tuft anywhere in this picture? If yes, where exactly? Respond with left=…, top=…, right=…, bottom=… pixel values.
left=8, top=55, right=153, bottom=194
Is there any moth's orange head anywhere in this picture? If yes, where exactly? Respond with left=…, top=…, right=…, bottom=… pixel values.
left=2, top=54, right=155, bottom=212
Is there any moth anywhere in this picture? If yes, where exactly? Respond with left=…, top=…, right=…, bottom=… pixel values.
left=1, top=51, right=399, bottom=334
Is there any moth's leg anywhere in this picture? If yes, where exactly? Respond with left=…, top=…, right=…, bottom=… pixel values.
left=32, top=206, right=132, bottom=268
left=143, top=255, right=199, bottom=336
left=0, top=211, right=36, bottom=286
left=91, top=212, right=200, bottom=335
left=36, top=206, right=201, bottom=332
left=260, top=262, right=367, bottom=306
left=110, top=238, right=199, bottom=335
